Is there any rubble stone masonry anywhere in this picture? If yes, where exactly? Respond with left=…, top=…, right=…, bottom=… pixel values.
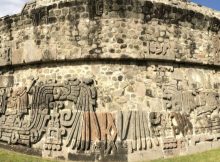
left=0, top=0, right=219, bottom=161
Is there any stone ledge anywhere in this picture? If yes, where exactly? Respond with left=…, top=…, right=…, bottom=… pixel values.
left=1, top=57, right=220, bottom=70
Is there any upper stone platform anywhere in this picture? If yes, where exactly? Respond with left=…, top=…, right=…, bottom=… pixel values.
left=33, top=0, right=220, bottom=18
left=0, top=0, right=219, bottom=68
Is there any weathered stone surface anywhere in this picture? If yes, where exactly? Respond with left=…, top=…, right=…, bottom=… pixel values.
left=0, top=63, right=218, bottom=161
left=0, top=0, right=220, bottom=67
left=0, top=0, right=219, bottom=161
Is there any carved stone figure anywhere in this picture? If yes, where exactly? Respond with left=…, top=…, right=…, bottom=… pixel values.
left=150, top=112, right=166, bottom=137
left=0, top=88, right=7, bottom=115
left=170, top=112, right=193, bottom=137
left=163, top=84, right=182, bottom=111
left=6, top=77, right=38, bottom=117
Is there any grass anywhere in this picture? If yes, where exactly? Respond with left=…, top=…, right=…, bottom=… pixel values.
left=0, top=147, right=220, bottom=162
left=0, top=148, right=61, bottom=162
left=152, top=148, right=220, bottom=162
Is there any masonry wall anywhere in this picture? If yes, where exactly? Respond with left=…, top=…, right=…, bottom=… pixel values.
left=0, top=0, right=219, bottom=161
left=0, top=0, right=219, bottom=67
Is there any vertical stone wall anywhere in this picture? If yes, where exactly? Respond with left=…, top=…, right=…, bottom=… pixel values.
left=0, top=0, right=219, bottom=161
left=0, top=0, right=219, bottom=67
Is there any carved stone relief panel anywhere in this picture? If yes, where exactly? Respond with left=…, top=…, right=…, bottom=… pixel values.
left=0, top=63, right=218, bottom=161
left=146, top=41, right=171, bottom=56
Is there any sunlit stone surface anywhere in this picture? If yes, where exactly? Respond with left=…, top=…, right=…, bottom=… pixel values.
left=0, top=0, right=219, bottom=161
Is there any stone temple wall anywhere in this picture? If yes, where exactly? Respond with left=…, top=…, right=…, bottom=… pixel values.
left=0, top=0, right=219, bottom=161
